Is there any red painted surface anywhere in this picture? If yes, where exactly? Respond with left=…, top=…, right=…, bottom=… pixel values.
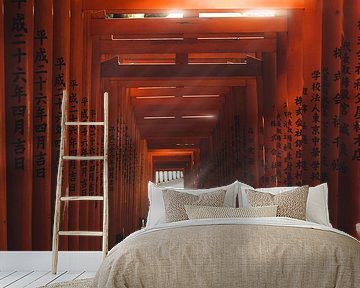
left=0, top=0, right=359, bottom=251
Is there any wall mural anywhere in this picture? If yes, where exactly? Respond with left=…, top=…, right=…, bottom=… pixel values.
left=0, top=0, right=359, bottom=251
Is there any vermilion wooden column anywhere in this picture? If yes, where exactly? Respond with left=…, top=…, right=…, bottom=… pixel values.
left=32, top=0, right=53, bottom=251
left=226, top=90, right=237, bottom=183
left=83, top=15, right=99, bottom=250
left=321, top=0, right=342, bottom=227
left=234, top=86, right=247, bottom=183
left=340, top=0, right=360, bottom=237
left=118, top=88, right=126, bottom=238
left=129, top=114, right=135, bottom=232
left=261, top=53, right=277, bottom=187
left=123, top=89, right=132, bottom=235
left=275, top=32, right=288, bottom=186
left=117, top=87, right=126, bottom=242
left=139, top=139, right=149, bottom=220
left=52, top=0, right=71, bottom=251
left=286, top=11, right=303, bottom=187
left=82, top=11, right=94, bottom=249
left=5, top=0, right=34, bottom=250
left=256, top=55, right=265, bottom=187
left=72, top=0, right=89, bottom=251
left=0, top=0, right=7, bottom=250
left=106, top=79, right=118, bottom=248
left=245, top=79, right=260, bottom=187
left=301, top=0, right=323, bottom=186
left=68, top=0, right=84, bottom=251
left=89, top=35, right=101, bottom=250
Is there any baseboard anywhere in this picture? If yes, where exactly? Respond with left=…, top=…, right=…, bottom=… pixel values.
left=0, top=251, right=103, bottom=271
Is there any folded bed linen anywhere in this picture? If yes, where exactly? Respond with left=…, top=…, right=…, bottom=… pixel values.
left=92, top=217, right=360, bottom=288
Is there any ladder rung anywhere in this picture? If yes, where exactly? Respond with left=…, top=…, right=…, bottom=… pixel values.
left=63, top=156, right=104, bottom=160
left=58, top=231, right=103, bottom=237
left=65, top=121, right=104, bottom=126
left=61, top=196, right=104, bottom=201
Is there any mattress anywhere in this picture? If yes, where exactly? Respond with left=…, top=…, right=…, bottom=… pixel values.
left=92, top=217, right=360, bottom=288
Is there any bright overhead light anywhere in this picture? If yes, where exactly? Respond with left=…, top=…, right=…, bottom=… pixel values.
left=199, top=10, right=276, bottom=18
left=182, top=94, right=220, bottom=98
left=243, top=10, right=276, bottom=17
left=181, top=115, right=215, bottom=119
left=144, top=116, right=176, bottom=120
left=199, top=12, right=243, bottom=18
left=136, top=96, right=176, bottom=99
left=166, top=11, right=183, bottom=18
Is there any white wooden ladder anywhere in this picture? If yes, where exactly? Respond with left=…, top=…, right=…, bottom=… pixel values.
left=51, top=90, right=109, bottom=274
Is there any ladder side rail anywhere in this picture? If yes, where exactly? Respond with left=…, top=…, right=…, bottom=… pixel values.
left=52, top=90, right=67, bottom=274
left=102, top=92, right=109, bottom=258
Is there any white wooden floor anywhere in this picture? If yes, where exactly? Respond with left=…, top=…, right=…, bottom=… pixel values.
left=0, top=251, right=102, bottom=288
left=0, top=270, right=95, bottom=288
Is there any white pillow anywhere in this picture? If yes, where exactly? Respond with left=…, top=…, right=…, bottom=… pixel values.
left=146, top=181, right=240, bottom=228
left=237, top=181, right=254, bottom=208
left=240, top=183, right=331, bottom=227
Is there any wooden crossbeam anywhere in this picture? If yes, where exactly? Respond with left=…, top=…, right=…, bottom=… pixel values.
left=106, top=78, right=248, bottom=87
left=129, top=86, right=230, bottom=96
left=146, top=136, right=205, bottom=148
left=91, top=17, right=287, bottom=35
left=101, top=57, right=261, bottom=78
left=139, top=125, right=215, bottom=138
left=99, top=38, right=276, bottom=54
left=131, top=96, right=224, bottom=106
left=84, top=0, right=304, bottom=10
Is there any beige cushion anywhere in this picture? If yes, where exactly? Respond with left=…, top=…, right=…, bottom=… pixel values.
left=162, top=189, right=226, bottom=223
left=146, top=181, right=240, bottom=228
left=184, top=205, right=278, bottom=220
left=245, top=186, right=309, bottom=220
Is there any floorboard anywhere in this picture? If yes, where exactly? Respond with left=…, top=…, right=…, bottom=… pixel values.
left=23, top=271, right=67, bottom=288
left=48, top=271, right=84, bottom=284
left=0, top=251, right=99, bottom=287
left=0, top=272, right=16, bottom=282
left=0, top=270, right=96, bottom=288
left=0, top=271, right=32, bottom=287
left=6, top=271, right=49, bottom=288
left=75, top=271, right=96, bottom=280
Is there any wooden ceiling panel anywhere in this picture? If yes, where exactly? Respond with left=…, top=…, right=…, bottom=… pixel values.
left=99, top=38, right=276, bottom=54
left=91, top=17, right=287, bottom=36
left=91, top=3, right=280, bottom=151
left=129, top=86, right=229, bottom=97
left=153, top=155, right=192, bottom=163
left=146, top=137, right=204, bottom=149
left=101, top=58, right=261, bottom=78
left=154, top=162, right=189, bottom=170
left=131, top=97, right=223, bottom=107
left=138, top=119, right=218, bottom=128
left=107, top=78, right=247, bottom=87
left=150, top=149, right=195, bottom=156
left=135, top=111, right=220, bottom=120
left=139, top=125, right=214, bottom=138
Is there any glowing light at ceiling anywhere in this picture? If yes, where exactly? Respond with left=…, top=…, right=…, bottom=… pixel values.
left=199, top=10, right=276, bottom=18
left=166, top=11, right=183, bottom=18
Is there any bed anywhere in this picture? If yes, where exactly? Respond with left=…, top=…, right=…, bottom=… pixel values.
left=92, top=181, right=360, bottom=288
